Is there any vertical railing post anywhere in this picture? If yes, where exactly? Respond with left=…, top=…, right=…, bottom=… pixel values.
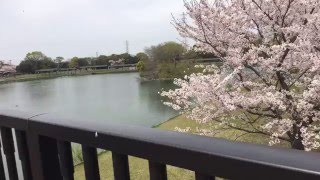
left=39, top=136, right=63, bottom=180
left=26, top=131, right=45, bottom=180
left=0, top=136, right=6, bottom=180
left=195, top=173, right=215, bottom=180
left=82, top=145, right=100, bottom=180
left=15, top=130, right=32, bottom=180
left=27, top=132, right=63, bottom=180
left=112, top=152, right=130, bottom=180
left=149, top=161, right=167, bottom=180
left=1, top=127, right=18, bottom=180
left=57, top=141, right=74, bottom=180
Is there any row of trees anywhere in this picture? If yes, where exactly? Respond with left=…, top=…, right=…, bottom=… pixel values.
left=16, top=52, right=58, bottom=73
left=138, top=41, right=217, bottom=80
left=16, top=52, right=139, bottom=74
left=16, top=41, right=215, bottom=75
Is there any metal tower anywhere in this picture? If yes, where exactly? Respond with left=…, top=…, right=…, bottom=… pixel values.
left=126, top=40, right=129, bottom=54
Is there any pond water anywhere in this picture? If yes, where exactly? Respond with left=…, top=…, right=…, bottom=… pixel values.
left=0, top=72, right=179, bottom=179
left=0, top=72, right=177, bottom=127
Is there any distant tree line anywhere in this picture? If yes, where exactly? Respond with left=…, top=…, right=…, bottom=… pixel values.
left=16, top=41, right=216, bottom=76
left=16, top=51, right=139, bottom=74
left=137, top=41, right=217, bottom=80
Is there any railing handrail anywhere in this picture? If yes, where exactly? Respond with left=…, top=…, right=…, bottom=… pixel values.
left=1, top=109, right=320, bottom=179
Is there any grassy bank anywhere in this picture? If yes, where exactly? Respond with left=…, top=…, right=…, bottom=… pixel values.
left=0, top=69, right=138, bottom=84
left=74, top=115, right=288, bottom=179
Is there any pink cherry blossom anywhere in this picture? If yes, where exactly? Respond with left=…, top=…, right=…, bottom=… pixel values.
left=162, top=0, right=320, bottom=150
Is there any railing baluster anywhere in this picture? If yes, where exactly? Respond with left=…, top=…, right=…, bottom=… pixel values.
left=1, top=127, right=18, bottom=180
left=57, top=141, right=74, bottom=180
left=27, top=133, right=63, bottom=180
left=82, top=145, right=100, bottom=180
left=0, top=138, right=6, bottom=180
left=195, top=172, right=215, bottom=180
left=26, top=131, right=45, bottom=180
left=15, top=130, right=32, bottom=180
left=112, top=152, right=130, bottom=180
left=39, top=136, right=63, bottom=180
left=149, top=161, right=167, bottom=180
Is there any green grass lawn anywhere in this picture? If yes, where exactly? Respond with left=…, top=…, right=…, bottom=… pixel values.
left=73, top=115, right=289, bottom=179
left=74, top=153, right=195, bottom=180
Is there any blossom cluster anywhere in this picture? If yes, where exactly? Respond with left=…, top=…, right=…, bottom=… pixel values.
left=109, top=59, right=124, bottom=66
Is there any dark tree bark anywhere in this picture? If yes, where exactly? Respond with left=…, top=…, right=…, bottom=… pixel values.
left=291, top=138, right=304, bottom=150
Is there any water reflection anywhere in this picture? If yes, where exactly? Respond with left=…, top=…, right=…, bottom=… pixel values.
left=0, top=73, right=177, bottom=127
left=137, top=80, right=176, bottom=121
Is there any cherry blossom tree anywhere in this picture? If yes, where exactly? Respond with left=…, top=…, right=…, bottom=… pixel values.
left=162, top=0, right=320, bottom=150
left=109, top=59, right=124, bottom=66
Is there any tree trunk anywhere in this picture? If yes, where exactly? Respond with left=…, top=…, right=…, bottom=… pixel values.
left=291, top=138, right=305, bottom=150
left=289, top=124, right=305, bottom=150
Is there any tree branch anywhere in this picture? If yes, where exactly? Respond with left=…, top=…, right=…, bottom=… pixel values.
left=289, top=67, right=310, bottom=88
left=245, top=64, right=271, bottom=86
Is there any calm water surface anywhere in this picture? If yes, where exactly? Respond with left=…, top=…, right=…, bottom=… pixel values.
left=0, top=72, right=177, bottom=127
left=0, top=72, right=179, bottom=179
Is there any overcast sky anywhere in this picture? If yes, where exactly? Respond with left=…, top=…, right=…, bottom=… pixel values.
left=0, top=0, right=185, bottom=64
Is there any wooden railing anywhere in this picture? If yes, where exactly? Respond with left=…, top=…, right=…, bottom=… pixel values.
left=0, top=109, right=320, bottom=180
